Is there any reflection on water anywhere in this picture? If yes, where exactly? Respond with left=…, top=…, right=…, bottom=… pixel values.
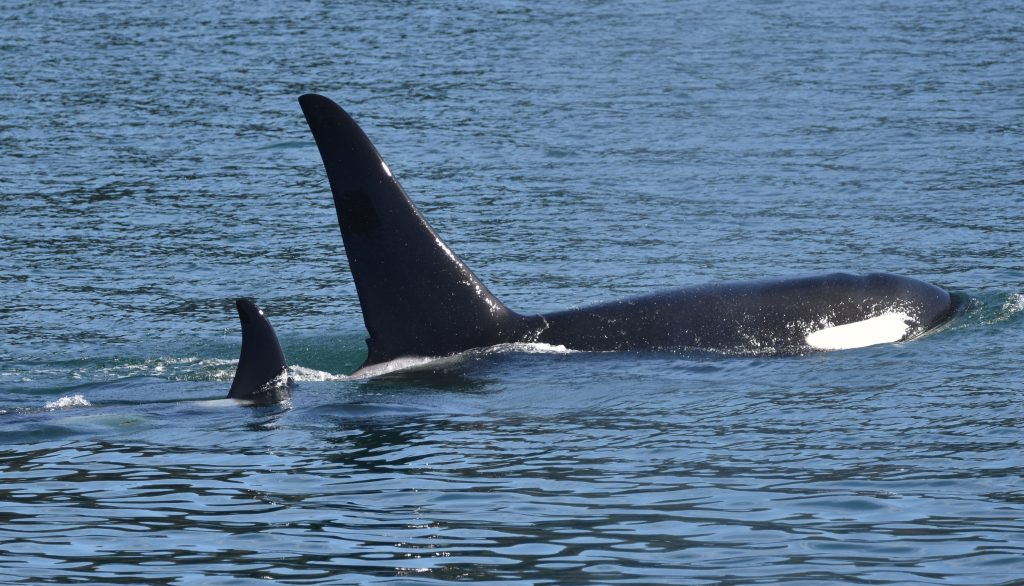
left=3, top=0, right=1024, bottom=582
left=2, top=333, right=1024, bottom=581
left=1, top=293, right=1023, bottom=582
left=3, top=374, right=1023, bottom=583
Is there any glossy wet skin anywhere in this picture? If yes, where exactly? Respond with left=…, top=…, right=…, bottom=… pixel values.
left=228, top=299, right=291, bottom=404
left=299, top=94, right=958, bottom=368
left=535, top=272, right=956, bottom=353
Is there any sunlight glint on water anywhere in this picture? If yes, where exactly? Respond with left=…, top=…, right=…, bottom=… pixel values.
left=1, top=0, right=1023, bottom=584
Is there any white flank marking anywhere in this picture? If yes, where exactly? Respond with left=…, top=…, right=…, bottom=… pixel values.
left=805, top=312, right=913, bottom=351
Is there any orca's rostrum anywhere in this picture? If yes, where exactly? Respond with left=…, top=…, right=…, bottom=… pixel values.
left=298, top=94, right=958, bottom=372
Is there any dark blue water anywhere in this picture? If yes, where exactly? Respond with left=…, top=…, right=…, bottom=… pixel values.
left=2, top=1, right=1023, bottom=583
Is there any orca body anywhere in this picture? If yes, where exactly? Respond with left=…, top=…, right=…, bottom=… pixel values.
left=228, top=299, right=292, bottom=404
left=298, top=94, right=958, bottom=371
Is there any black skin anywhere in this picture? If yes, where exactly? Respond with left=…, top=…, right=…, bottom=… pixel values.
left=228, top=299, right=291, bottom=404
left=298, top=94, right=958, bottom=371
left=534, top=272, right=955, bottom=352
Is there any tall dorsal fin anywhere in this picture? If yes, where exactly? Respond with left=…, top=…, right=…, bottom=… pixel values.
left=228, top=299, right=291, bottom=404
left=298, top=94, right=538, bottom=366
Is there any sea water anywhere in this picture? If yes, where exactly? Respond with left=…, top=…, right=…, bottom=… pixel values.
left=2, top=1, right=1023, bottom=583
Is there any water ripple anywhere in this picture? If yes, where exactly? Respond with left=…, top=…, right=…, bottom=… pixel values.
left=3, top=0, right=1023, bottom=583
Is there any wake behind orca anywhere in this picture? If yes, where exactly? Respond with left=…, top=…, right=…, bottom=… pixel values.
left=298, top=94, right=958, bottom=373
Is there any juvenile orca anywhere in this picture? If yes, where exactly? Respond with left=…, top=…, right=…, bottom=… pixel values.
left=228, top=299, right=292, bottom=404
left=298, top=94, right=959, bottom=371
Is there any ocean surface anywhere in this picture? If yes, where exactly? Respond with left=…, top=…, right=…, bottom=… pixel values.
left=2, top=0, right=1023, bottom=583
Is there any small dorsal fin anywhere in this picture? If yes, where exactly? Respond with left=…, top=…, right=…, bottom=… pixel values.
left=228, top=299, right=290, bottom=404
left=298, top=94, right=539, bottom=366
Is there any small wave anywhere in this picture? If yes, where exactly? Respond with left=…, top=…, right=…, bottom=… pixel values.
left=964, top=292, right=1023, bottom=326
left=161, top=358, right=237, bottom=381
left=79, top=357, right=239, bottom=382
left=265, top=369, right=291, bottom=389
left=45, top=394, right=91, bottom=410
left=986, top=292, right=1024, bottom=326
left=489, top=342, right=575, bottom=355
left=1004, top=293, right=1024, bottom=315
left=288, top=365, right=351, bottom=382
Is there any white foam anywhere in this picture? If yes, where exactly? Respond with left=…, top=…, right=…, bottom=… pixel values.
left=288, top=365, right=351, bottom=382
left=265, top=369, right=291, bottom=389
left=45, top=394, right=91, bottom=410
left=1004, top=293, right=1024, bottom=314
left=478, top=342, right=573, bottom=355
left=805, top=311, right=913, bottom=351
left=91, top=356, right=237, bottom=381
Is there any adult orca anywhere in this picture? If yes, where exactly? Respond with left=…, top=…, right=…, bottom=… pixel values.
left=228, top=299, right=292, bottom=404
left=298, top=94, right=959, bottom=372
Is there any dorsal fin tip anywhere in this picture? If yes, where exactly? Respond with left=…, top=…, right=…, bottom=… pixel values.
left=300, top=94, right=541, bottom=366
left=228, top=299, right=291, bottom=404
